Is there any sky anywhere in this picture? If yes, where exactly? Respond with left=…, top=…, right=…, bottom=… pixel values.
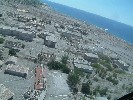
left=46, top=0, right=133, bottom=26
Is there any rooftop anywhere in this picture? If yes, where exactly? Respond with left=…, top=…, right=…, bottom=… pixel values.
left=85, top=53, right=98, bottom=58
left=35, top=67, right=45, bottom=90
left=6, top=56, right=17, bottom=63
left=73, top=58, right=93, bottom=70
left=46, top=34, right=57, bottom=42
left=6, top=64, right=29, bottom=74
left=118, top=60, right=129, bottom=67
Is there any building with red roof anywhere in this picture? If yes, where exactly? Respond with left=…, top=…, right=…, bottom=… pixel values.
left=34, top=66, right=46, bottom=90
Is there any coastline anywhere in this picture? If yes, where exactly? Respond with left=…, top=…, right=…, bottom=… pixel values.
left=43, top=0, right=133, bottom=45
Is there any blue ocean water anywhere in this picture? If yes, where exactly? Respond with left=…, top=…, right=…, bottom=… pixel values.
left=42, top=0, right=133, bottom=44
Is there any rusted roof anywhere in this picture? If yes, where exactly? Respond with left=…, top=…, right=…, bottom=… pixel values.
left=34, top=67, right=45, bottom=90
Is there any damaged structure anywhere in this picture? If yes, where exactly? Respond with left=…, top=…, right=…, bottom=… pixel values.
left=34, top=66, right=46, bottom=90
left=4, top=64, right=29, bottom=78
left=73, top=58, right=93, bottom=73
left=44, top=34, right=57, bottom=48
left=0, top=25, right=34, bottom=42
left=0, top=84, right=14, bottom=100
left=5, top=56, right=17, bottom=65
left=84, top=53, right=99, bottom=63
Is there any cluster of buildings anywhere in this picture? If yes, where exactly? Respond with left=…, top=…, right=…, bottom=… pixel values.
left=0, top=25, right=34, bottom=42
left=23, top=66, right=47, bottom=100
left=72, top=53, right=99, bottom=73
left=4, top=56, right=29, bottom=78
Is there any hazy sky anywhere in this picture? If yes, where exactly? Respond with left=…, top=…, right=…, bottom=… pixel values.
left=47, top=0, right=133, bottom=26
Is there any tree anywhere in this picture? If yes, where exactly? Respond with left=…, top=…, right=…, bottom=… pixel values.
left=47, top=60, right=62, bottom=70
left=0, top=38, right=5, bottom=44
left=81, top=82, right=91, bottom=95
left=9, top=49, right=16, bottom=56
left=61, top=64, right=70, bottom=74
left=67, top=72, right=80, bottom=93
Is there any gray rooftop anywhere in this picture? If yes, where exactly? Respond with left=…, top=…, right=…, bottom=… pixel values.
left=73, top=58, right=93, bottom=70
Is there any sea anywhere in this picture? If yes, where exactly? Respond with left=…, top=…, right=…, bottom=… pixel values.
left=42, top=0, right=133, bottom=44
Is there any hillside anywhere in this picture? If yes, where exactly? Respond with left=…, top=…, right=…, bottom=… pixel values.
left=4, top=0, right=42, bottom=6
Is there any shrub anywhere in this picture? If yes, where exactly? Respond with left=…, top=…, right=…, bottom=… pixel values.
left=91, top=63, right=101, bottom=69
left=99, top=87, right=108, bottom=96
left=0, top=38, right=5, bottom=44
left=47, top=60, right=62, bottom=70
left=106, top=75, right=118, bottom=85
left=67, top=72, right=80, bottom=93
left=81, top=82, right=91, bottom=95
left=61, top=64, right=70, bottom=74
left=9, top=49, right=16, bottom=56
left=61, top=55, right=69, bottom=65
left=114, top=69, right=126, bottom=74
left=93, top=77, right=99, bottom=82
left=47, top=60, right=70, bottom=74
left=74, top=68, right=84, bottom=77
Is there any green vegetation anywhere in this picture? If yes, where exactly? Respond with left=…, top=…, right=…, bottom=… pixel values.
left=99, top=87, right=108, bottom=96
left=93, top=77, right=99, bottom=82
left=91, top=63, right=101, bottom=69
left=47, top=55, right=70, bottom=74
left=98, top=53, right=111, bottom=63
left=99, top=60, right=113, bottom=71
left=67, top=72, right=80, bottom=93
left=93, top=86, right=100, bottom=95
left=93, top=86, right=108, bottom=96
left=127, top=86, right=133, bottom=92
left=114, top=69, right=126, bottom=74
left=0, top=38, right=5, bottom=44
left=61, top=55, right=69, bottom=65
left=74, top=68, right=85, bottom=77
left=9, top=49, right=17, bottom=56
left=81, top=82, right=91, bottom=95
left=106, top=75, right=118, bottom=85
